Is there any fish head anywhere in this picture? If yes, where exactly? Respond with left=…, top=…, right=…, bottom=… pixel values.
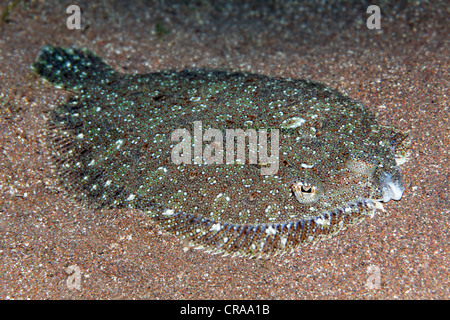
left=280, top=120, right=409, bottom=218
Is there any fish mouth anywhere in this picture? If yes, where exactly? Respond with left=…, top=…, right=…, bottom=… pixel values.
left=379, top=171, right=405, bottom=202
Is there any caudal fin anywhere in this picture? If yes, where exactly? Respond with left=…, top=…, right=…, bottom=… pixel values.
left=32, top=46, right=114, bottom=90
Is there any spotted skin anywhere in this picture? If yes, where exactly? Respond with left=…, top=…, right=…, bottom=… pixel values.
left=33, top=46, right=409, bottom=258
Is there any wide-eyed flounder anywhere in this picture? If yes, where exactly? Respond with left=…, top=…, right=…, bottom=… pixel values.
left=33, top=46, right=409, bottom=258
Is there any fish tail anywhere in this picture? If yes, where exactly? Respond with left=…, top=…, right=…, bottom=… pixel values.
left=32, top=45, right=114, bottom=90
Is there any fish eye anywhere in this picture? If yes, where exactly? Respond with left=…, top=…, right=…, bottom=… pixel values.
left=301, top=185, right=312, bottom=193
left=291, top=180, right=322, bottom=204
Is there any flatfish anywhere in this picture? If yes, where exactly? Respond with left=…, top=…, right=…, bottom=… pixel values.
left=33, top=46, right=409, bottom=258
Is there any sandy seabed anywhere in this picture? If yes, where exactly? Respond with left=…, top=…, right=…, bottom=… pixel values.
left=0, top=0, right=448, bottom=299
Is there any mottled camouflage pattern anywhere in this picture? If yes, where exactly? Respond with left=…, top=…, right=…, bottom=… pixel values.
left=33, top=46, right=409, bottom=258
